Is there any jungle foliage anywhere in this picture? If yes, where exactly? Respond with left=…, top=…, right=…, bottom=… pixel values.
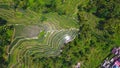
left=0, top=17, right=13, bottom=68
left=0, top=0, right=120, bottom=68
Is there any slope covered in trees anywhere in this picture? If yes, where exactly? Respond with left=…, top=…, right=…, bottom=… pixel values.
left=0, top=18, right=13, bottom=68
left=0, top=0, right=120, bottom=68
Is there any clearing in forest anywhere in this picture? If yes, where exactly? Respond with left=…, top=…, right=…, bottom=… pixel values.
left=0, top=8, right=79, bottom=68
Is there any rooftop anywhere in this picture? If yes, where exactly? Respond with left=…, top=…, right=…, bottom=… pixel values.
left=101, top=47, right=120, bottom=68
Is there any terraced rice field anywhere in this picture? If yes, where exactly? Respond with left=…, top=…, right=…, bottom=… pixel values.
left=0, top=8, right=79, bottom=68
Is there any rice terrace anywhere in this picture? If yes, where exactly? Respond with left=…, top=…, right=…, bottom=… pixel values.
left=0, top=0, right=120, bottom=68
left=0, top=8, right=79, bottom=68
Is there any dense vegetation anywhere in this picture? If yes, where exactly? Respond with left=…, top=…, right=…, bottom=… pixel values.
left=0, top=0, right=120, bottom=68
left=0, top=17, right=13, bottom=68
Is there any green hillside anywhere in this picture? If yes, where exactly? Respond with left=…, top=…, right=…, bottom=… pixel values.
left=0, top=0, right=120, bottom=68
